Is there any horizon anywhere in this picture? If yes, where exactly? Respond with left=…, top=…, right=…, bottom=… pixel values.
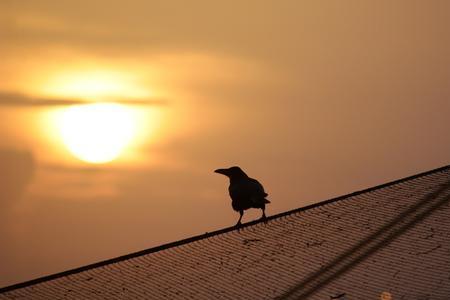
left=1, top=1, right=450, bottom=288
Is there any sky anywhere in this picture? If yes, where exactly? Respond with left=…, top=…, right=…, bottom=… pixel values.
left=1, top=0, right=449, bottom=288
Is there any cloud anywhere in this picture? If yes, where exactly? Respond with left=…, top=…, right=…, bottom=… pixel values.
left=0, top=148, right=35, bottom=211
left=0, top=92, right=167, bottom=107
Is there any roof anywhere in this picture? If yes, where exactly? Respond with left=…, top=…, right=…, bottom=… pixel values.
left=1, top=165, right=449, bottom=299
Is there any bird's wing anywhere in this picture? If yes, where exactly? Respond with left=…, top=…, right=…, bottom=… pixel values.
left=229, top=178, right=267, bottom=199
left=246, top=178, right=269, bottom=206
left=248, top=178, right=268, bottom=197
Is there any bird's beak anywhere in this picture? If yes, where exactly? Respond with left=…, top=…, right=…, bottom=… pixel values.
left=214, top=168, right=228, bottom=175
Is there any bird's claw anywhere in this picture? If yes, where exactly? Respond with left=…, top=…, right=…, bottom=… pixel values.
left=235, top=222, right=243, bottom=232
left=260, top=215, right=268, bottom=224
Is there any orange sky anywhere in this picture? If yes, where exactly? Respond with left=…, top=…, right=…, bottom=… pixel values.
left=1, top=0, right=449, bottom=288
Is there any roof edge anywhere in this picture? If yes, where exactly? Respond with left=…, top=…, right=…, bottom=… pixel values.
left=1, top=164, right=448, bottom=294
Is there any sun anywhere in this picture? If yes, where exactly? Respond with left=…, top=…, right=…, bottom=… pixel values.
left=58, top=103, right=136, bottom=164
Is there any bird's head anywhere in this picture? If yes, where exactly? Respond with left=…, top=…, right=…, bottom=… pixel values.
left=214, top=166, right=248, bottom=179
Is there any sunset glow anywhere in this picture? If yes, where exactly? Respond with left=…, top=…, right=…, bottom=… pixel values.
left=1, top=1, right=449, bottom=291
left=57, top=103, right=136, bottom=164
left=41, top=70, right=152, bottom=100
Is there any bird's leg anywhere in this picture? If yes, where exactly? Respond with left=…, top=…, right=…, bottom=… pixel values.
left=260, top=207, right=267, bottom=224
left=236, top=210, right=244, bottom=227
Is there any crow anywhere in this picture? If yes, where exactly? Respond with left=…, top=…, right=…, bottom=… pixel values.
left=215, top=166, right=270, bottom=226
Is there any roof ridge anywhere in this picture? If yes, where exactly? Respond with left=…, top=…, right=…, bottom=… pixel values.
left=1, top=164, right=448, bottom=294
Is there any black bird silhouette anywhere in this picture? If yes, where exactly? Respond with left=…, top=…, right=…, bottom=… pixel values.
left=215, top=166, right=270, bottom=226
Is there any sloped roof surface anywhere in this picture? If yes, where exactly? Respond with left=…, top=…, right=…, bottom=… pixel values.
left=1, top=166, right=449, bottom=299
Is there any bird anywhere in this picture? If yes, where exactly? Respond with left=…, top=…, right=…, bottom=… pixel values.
left=214, top=166, right=270, bottom=226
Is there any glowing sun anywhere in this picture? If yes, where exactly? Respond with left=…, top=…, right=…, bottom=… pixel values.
left=58, top=103, right=136, bottom=164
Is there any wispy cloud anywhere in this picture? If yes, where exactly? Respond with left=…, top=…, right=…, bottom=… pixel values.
left=0, top=92, right=167, bottom=107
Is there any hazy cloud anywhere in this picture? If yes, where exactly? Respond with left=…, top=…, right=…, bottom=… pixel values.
left=0, top=92, right=167, bottom=107
left=0, top=149, right=35, bottom=211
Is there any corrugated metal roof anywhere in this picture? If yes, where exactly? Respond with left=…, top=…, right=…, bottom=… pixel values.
left=1, top=165, right=449, bottom=300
